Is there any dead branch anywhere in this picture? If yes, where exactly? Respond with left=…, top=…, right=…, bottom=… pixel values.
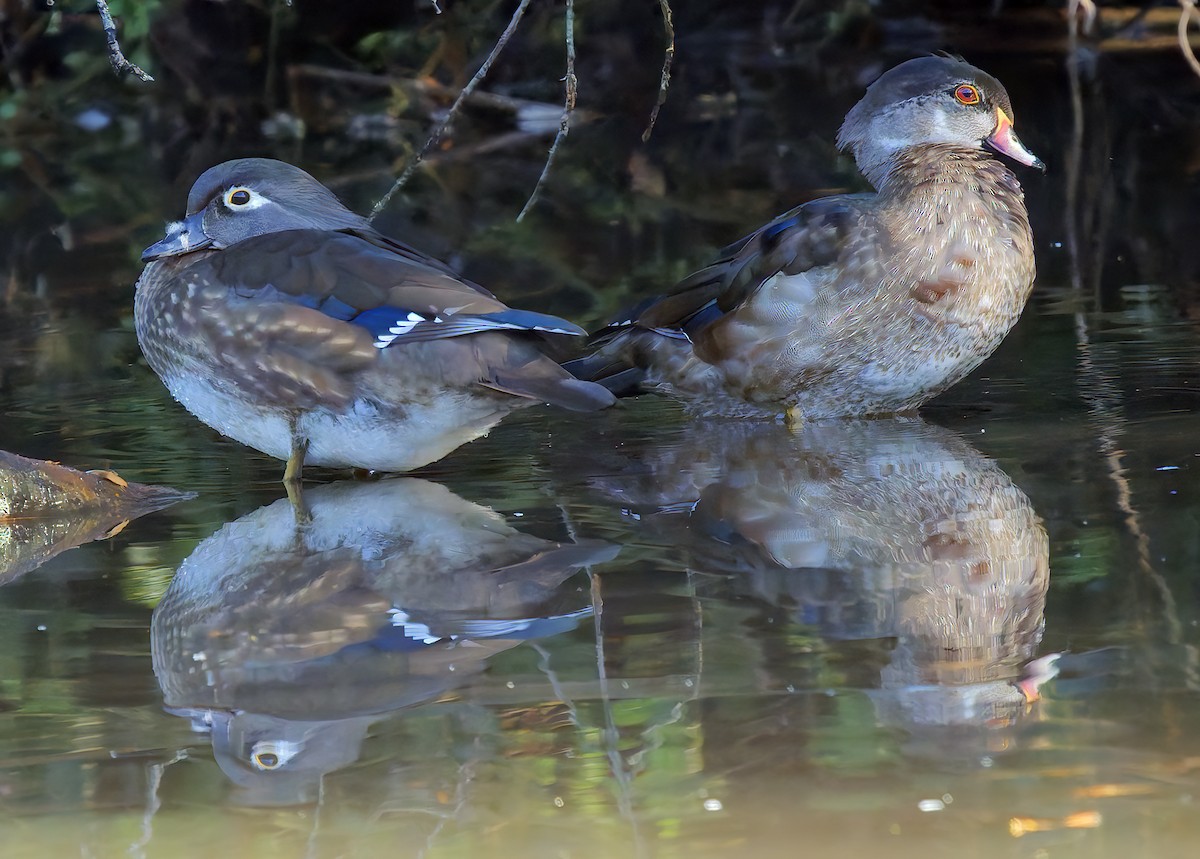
left=95, top=0, right=153, bottom=82
left=1179, top=0, right=1200, bottom=78
left=370, top=0, right=533, bottom=220
left=1065, top=0, right=1087, bottom=293
left=642, top=0, right=675, bottom=142
left=290, top=64, right=549, bottom=115
left=516, top=0, right=577, bottom=222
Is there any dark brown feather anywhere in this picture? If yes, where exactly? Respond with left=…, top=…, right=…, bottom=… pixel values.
left=207, top=230, right=507, bottom=318
left=471, top=335, right=616, bottom=411
left=636, top=196, right=871, bottom=333
left=189, top=281, right=376, bottom=409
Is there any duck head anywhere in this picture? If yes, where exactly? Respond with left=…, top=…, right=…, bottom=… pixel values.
left=836, top=56, right=1044, bottom=189
left=142, top=158, right=372, bottom=261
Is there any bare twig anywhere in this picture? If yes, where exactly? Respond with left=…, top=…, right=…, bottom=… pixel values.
left=128, top=750, right=187, bottom=858
left=1073, top=313, right=1191, bottom=686
left=641, top=0, right=675, bottom=142
left=1076, top=0, right=1098, bottom=33
left=516, top=0, right=577, bottom=222
left=1065, top=0, right=1086, bottom=293
left=290, top=64, right=550, bottom=114
left=95, top=0, right=153, bottom=82
left=1179, top=0, right=1200, bottom=78
left=588, top=571, right=647, bottom=856
left=265, top=0, right=286, bottom=107
left=370, top=0, right=534, bottom=220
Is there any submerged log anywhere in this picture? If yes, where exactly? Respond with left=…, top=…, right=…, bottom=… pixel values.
left=0, top=450, right=192, bottom=583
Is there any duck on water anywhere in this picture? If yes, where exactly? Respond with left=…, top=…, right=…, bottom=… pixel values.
left=568, top=55, right=1044, bottom=420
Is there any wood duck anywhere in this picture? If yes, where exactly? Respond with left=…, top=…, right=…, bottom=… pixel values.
left=135, top=159, right=615, bottom=480
left=568, top=56, right=1044, bottom=419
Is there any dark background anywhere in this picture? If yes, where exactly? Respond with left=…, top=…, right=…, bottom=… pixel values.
left=3, top=0, right=1200, bottom=363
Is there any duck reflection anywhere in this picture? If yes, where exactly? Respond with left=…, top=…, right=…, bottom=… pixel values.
left=152, top=477, right=616, bottom=805
left=598, top=418, right=1050, bottom=732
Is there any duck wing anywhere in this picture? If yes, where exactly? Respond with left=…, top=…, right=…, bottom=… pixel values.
left=634, top=194, right=874, bottom=338
left=177, top=229, right=611, bottom=411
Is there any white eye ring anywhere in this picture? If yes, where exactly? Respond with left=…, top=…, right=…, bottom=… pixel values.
left=224, top=187, right=267, bottom=209
left=249, top=739, right=300, bottom=771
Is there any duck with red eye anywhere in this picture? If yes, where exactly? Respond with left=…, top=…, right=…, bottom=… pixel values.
left=569, top=56, right=1045, bottom=419
left=954, top=84, right=981, bottom=104
left=954, top=81, right=1042, bottom=172
left=837, top=67, right=1043, bottom=188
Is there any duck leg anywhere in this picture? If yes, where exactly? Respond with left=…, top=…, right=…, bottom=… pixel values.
left=283, top=417, right=308, bottom=483
left=283, top=418, right=311, bottom=524
left=285, top=478, right=312, bottom=525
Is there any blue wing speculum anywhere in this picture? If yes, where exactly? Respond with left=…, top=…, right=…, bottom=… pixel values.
left=345, top=307, right=587, bottom=349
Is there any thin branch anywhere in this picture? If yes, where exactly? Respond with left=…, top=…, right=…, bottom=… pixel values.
left=641, top=0, right=675, bottom=142
left=305, top=774, right=325, bottom=859
left=1065, top=0, right=1086, bottom=293
left=95, top=0, right=153, bottom=82
left=370, top=0, right=534, bottom=220
left=589, top=570, right=647, bottom=856
left=290, top=64, right=550, bottom=114
left=516, top=0, right=577, bottom=222
left=1073, top=312, right=1190, bottom=683
left=1076, top=0, right=1098, bottom=33
left=1179, top=1, right=1200, bottom=78
left=265, top=0, right=286, bottom=107
left=128, top=750, right=187, bottom=858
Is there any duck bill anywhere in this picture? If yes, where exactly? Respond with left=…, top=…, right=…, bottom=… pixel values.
left=986, top=107, right=1045, bottom=171
left=141, top=210, right=214, bottom=261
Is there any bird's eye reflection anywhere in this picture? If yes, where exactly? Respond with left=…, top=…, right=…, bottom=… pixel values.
left=249, top=740, right=300, bottom=771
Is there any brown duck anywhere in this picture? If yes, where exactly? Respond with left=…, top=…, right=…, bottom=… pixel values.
left=569, top=56, right=1043, bottom=418
left=135, top=159, right=615, bottom=480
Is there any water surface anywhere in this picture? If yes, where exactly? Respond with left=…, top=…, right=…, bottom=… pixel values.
left=2, top=296, right=1200, bottom=858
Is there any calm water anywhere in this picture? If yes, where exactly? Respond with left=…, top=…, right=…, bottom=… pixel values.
left=4, top=12, right=1200, bottom=855
left=1, top=293, right=1199, bottom=858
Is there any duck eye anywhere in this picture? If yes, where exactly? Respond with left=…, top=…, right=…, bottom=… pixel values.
left=954, top=84, right=981, bottom=106
left=253, top=751, right=281, bottom=770
left=249, top=739, right=298, bottom=771
left=226, top=188, right=252, bottom=207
